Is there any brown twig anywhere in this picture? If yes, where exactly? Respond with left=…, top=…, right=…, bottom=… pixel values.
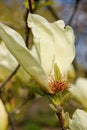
left=28, top=0, right=33, bottom=13
left=56, top=105, right=65, bottom=130
left=25, top=8, right=30, bottom=47
left=47, top=5, right=59, bottom=20
left=25, top=0, right=33, bottom=47
left=12, top=91, right=34, bottom=114
left=0, top=64, right=20, bottom=89
left=68, top=0, right=80, bottom=25
left=45, top=0, right=59, bottom=20
left=12, top=97, right=30, bottom=114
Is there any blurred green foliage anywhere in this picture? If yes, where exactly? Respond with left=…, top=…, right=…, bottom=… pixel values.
left=23, top=121, right=41, bottom=130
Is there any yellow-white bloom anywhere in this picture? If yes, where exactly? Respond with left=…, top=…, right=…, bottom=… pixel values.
left=0, top=99, right=8, bottom=130
left=27, top=13, right=75, bottom=93
left=0, top=14, right=75, bottom=94
left=69, top=78, right=87, bottom=108
left=28, top=13, right=75, bottom=77
left=69, top=109, right=87, bottom=130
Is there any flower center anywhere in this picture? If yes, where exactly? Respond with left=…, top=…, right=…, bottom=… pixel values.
left=49, top=77, right=69, bottom=94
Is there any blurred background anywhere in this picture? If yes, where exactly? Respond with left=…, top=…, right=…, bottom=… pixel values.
left=0, top=0, right=87, bottom=130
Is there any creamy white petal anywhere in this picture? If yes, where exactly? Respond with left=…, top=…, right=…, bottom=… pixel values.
left=28, top=13, right=75, bottom=77
left=0, top=23, right=52, bottom=93
left=54, top=20, right=65, bottom=30
left=69, top=78, right=87, bottom=108
left=69, top=109, right=87, bottom=130
left=52, top=22, right=75, bottom=75
left=28, top=13, right=55, bottom=76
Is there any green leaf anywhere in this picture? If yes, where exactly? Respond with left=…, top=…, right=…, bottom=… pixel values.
left=0, top=23, right=52, bottom=93
left=27, top=84, right=52, bottom=102
left=52, top=93, right=62, bottom=105
left=27, top=83, right=44, bottom=96
left=54, top=63, right=62, bottom=81
left=60, top=93, right=70, bottom=106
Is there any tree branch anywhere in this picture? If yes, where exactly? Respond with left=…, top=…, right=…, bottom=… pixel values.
left=25, top=8, right=30, bottom=47
left=12, top=91, right=34, bottom=114
left=0, top=64, right=20, bottom=89
left=28, top=0, right=33, bottom=13
left=46, top=5, right=59, bottom=20
left=45, top=0, right=59, bottom=20
left=68, top=0, right=80, bottom=25
left=56, top=105, right=65, bottom=130
left=25, top=0, right=33, bottom=47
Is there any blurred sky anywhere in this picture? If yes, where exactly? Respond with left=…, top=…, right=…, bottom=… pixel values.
left=55, top=0, right=75, bottom=4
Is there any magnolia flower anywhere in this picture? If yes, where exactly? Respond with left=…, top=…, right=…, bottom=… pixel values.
left=69, top=78, right=87, bottom=108
left=69, top=109, right=87, bottom=130
left=28, top=13, right=75, bottom=93
left=0, top=14, right=75, bottom=94
left=0, top=99, right=8, bottom=130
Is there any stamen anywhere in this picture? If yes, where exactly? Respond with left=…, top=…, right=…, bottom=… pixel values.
left=49, top=76, right=69, bottom=94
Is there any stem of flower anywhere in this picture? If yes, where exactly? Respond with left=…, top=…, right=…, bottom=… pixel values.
left=56, top=105, right=65, bottom=130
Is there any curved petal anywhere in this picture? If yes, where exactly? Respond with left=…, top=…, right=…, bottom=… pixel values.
left=28, top=13, right=75, bottom=77
left=52, top=21, right=75, bottom=75
left=28, top=13, right=55, bottom=76
left=69, top=78, right=87, bottom=108
left=69, top=109, right=87, bottom=130
left=0, top=23, right=52, bottom=93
